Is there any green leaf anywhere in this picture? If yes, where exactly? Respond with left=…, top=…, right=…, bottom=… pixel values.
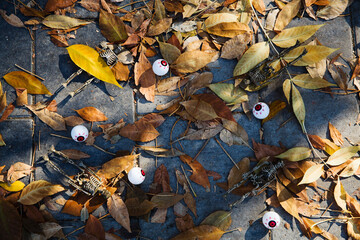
left=3, top=71, right=51, bottom=95
left=275, top=147, right=311, bottom=161
left=209, top=83, right=248, bottom=105
left=99, top=9, right=128, bottom=43
left=67, top=44, right=122, bottom=88
left=327, top=146, right=360, bottom=166
left=284, top=45, right=338, bottom=66
left=200, top=211, right=232, bottom=231
left=291, top=84, right=306, bottom=132
left=272, top=24, right=324, bottom=48
left=298, top=164, right=324, bottom=185
left=42, top=15, right=91, bottom=29
left=292, top=74, right=336, bottom=89
left=233, top=41, right=269, bottom=76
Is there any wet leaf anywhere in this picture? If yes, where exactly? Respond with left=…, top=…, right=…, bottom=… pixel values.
left=180, top=155, right=210, bottom=191
left=340, top=158, right=360, bottom=178
left=64, top=115, right=85, bottom=127
left=0, top=181, right=25, bottom=192
left=43, top=15, right=91, bottom=29
left=329, top=122, right=344, bottom=146
left=292, top=74, right=336, bottom=89
left=159, top=42, right=181, bottom=64
left=107, top=194, right=131, bottom=233
left=60, top=149, right=90, bottom=160
left=0, top=9, right=25, bottom=28
left=298, top=164, right=324, bottom=185
left=176, top=214, right=194, bottom=232
left=19, top=180, right=65, bottom=205
left=147, top=18, right=173, bottom=36
left=292, top=84, right=306, bottom=132
left=171, top=225, right=225, bottom=240
left=26, top=105, right=66, bottom=131
left=125, top=198, right=156, bottom=216
left=327, top=146, right=360, bottom=166
left=7, top=162, right=34, bottom=183
left=233, top=41, right=269, bottom=76
left=284, top=45, right=338, bottom=66
left=151, top=193, right=184, bottom=208
left=172, top=51, right=218, bottom=74
left=181, top=99, right=218, bottom=121
left=3, top=71, right=51, bottom=95
left=274, top=0, right=302, bottom=31
left=276, top=180, right=301, bottom=221
left=334, top=179, right=347, bottom=211
left=97, top=154, right=138, bottom=179
left=317, top=0, right=349, bottom=20
left=75, top=106, right=108, bottom=122
left=206, top=22, right=251, bottom=38
left=221, top=33, right=252, bottom=59
left=0, top=199, right=22, bottom=240
left=209, top=83, right=248, bottom=105
left=262, top=100, right=286, bottom=124
left=200, top=211, right=232, bottom=231
left=85, top=215, right=105, bottom=240
left=99, top=9, right=128, bottom=43
left=272, top=24, right=324, bottom=48
left=276, top=147, right=311, bottom=162
left=67, top=44, right=121, bottom=88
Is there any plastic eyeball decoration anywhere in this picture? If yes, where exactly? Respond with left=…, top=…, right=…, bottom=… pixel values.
left=152, top=59, right=169, bottom=76
left=128, top=167, right=146, bottom=185
left=252, top=102, right=270, bottom=119
left=71, top=125, right=89, bottom=143
left=262, top=211, right=281, bottom=230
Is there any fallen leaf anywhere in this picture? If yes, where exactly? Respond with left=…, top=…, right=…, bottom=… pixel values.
left=176, top=214, right=194, bottom=232
left=327, top=146, right=360, bottom=166
left=200, top=211, right=232, bottom=231
left=99, top=9, right=128, bottom=43
left=134, top=52, right=156, bottom=102
left=26, top=105, right=66, bottom=131
left=221, top=33, right=251, bottom=59
left=284, top=45, right=338, bottom=66
left=227, top=157, right=250, bottom=189
left=125, top=198, right=156, bottom=216
left=0, top=133, right=5, bottom=146
left=307, top=134, right=326, bottom=150
left=204, top=13, right=238, bottom=29
left=64, top=115, right=85, bottom=126
left=328, top=64, right=348, bottom=92
left=97, top=154, right=138, bottom=179
left=43, top=15, right=91, bottom=29
left=181, top=99, right=218, bottom=121
left=206, top=22, right=251, bottom=38
left=252, top=140, right=286, bottom=160
left=180, top=155, right=210, bottom=191
left=172, top=50, right=218, bottom=74
left=347, top=219, right=360, bottom=240
left=112, top=62, right=129, bottom=81
left=151, top=193, right=184, bottom=208
left=334, top=178, right=347, bottom=211
left=170, top=225, right=225, bottom=240
left=67, top=44, right=121, bottom=88
left=159, top=41, right=181, bottom=64
left=276, top=180, right=301, bottom=222
left=323, top=138, right=341, bottom=155
left=328, top=122, right=344, bottom=146
left=164, top=0, right=184, bottom=12
left=340, top=158, right=360, bottom=178
left=253, top=0, right=265, bottom=14
left=107, top=194, right=131, bottom=233
left=151, top=208, right=168, bottom=223
left=266, top=194, right=281, bottom=208
left=0, top=199, right=22, bottom=240
left=275, top=147, right=311, bottom=161
left=3, top=71, right=51, bottom=95
left=283, top=79, right=291, bottom=103
left=59, top=149, right=90, bottom=160
left=292, top=84, right=306, bottom=132
left=140, top=113, right=165, bottom=128
left=261, top=100, right=286, bottom=124
left=147, top=18, right=172, bottom=36
left=150, top=164, right=172, bottom=193
left=7, top=162, right=34, bottom=183
left=297, top=201, right=321, bottom=217
left=119, top=121, right=159, bottom=142
left=298, top=164, right=324, bottom=185
left=75, top=106, right=108, bottom=122
left=209, top=83, right=248, bottom=105
left=0, top=9, right=25, bottom=28
left=292, top=74, right=336, bottom=89
left=140, top=146, right=184, bottom=158
left=233, top=41, right=269, bottom=76
left=317, top=0, right=349, bottom=20
left=85, top=215, right=105, bottom=240
left=182, top=0, right=200, bottom=18
left=0, top=181, right=25, bottom=192
left=222, top=119, right=248, bottom=145
left=183, top=124, right=223, bottom=140
left=18, top=180, right=65, bottom=205
left=274, top=0, right=302, bottom=31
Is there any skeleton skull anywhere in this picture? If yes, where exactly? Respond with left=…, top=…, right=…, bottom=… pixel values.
left=262, top=211, right=280, bottom=229
left=152, top=59, right=169, bottom=76
left=252, top=102, right=270, bottom=119
left=71, top=125, right=89, bottom=142
left=128, top=167, right=145, bottom=185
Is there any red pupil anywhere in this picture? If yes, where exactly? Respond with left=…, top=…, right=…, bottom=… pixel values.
left=77, top=136, right=85, bottom=141
left=269, top=221, right=276, bottom=227
left=141, top=170, right=145, bottom=176
left=161, top=60, right=167, bottom=66
left=255, top=104, right=262, bottom=111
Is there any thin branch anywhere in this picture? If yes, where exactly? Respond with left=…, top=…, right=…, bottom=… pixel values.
left=15, top=64, right=45, bottom=81
left=180, top=164, right=197, bottom=198
left=214, top=137, right=239, bottom=169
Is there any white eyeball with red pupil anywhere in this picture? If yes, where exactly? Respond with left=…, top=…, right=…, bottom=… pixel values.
left=252, top=102, right=270, bottom=119
left=152, top=59, right=169, bottom=76
left=71, top=125, right=89, bottom=142
left=262, top=212, right=280, bottom=230
left=128, top=167, right=145, bottom=185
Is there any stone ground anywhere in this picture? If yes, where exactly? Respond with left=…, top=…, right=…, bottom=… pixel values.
left=0, top=0, right=359, bottom=239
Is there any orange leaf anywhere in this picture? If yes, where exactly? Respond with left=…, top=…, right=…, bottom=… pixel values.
left=328, top=122, right=344, bottom=146
left=180, top=155, right=210, bottom=191
left=75, top=107, right=108, bottom=122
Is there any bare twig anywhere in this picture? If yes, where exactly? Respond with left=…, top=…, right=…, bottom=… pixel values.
left=214, top=138, right=239, bottom=169
left=192, top=138, right=210, bottom=162
left=15, top=64, right=45, bottom=81
left=180, top=165, right=197, bottom=198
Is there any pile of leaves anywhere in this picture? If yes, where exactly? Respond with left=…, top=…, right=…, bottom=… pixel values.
left=1, top=0, right=360, bottom=239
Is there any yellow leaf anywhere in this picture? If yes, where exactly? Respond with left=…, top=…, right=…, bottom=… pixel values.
left=66, top=44, right=121, bottom=88
left=292, top=74, right=336, bottom=89
left=206, top=22, right=251, bottom=38
left=283, top=79, right=291, bottom=103
left=18, top=180, right=65, bottom=205
left=172, top=50, right=218, bottom=73
left=170, top=225, right=225, bottom=240
left=334, top=179, right=347, bottom=211
left=42, top=15, right=91, bottom=29
left=272, top=24, right=324, bottom=48
left=233, top=41, right=269, bottom=76
left=327, top=146, right=360, bottom=166
left=284, top=45, right=338, bottom=66
left=275, top=147, right=311, bottom=161
left=339, top=158, right=360, bottom=178
left=323, top=138, right=340, bottom=155
left=298, top=164, right=324, bottom=185
left=3, top=71, right=51, bottom=95
left=0, top=181, right=25, bottom=192
left=262, top=100, right=286, bottom=124
left=209, top=83, right=248, bottom=105
left=291, top=84, right=306, bottom=132
left=274, top=0, right=302, bottom=31
left=97, top=155, right=138, bottom=179
left=276, top=180, right=301, bottom=221
left=204, top=13, right=239, bottom=29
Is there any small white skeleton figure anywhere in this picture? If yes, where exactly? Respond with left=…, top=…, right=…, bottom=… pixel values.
left=225, top=160, right=284, bottom=208
left=42, top=146, right=111, bottom=199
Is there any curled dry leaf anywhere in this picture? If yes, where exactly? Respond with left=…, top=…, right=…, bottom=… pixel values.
left=107, top=194, right=131, bottom=233
left=170, top=225, right=225, bottom=240
left=334, top=178, right=347, bottom=211
left=180, top=155, right=210, bottom=191
left=18, top=180, right=65, bottom=205
left=328, top=122, right=344, bottom=146
left=200, top=211, right=232, bottom=231
left=172, top=51, right=218, bottom=74
left=0, top=9, right=25, bottom=28
left=64, top=115, right=84, bottom=127
left=340, top=158, right=360, bottom=178
left=0, top=103, right=15, bottom=122
left=275, top=147, right=311, bottom=162
left=7, top=162, right=34, bottom=183
left=206, top=22, right=251, bottom=38
left=140, top=146, right=184, bottom=158
left=274, top=0, right=302, bottom=31
left=252, top=140, right=286, bottom=160
left=317, top=0, right=349, bottom=20
left=26, top=105, right=66, bottom=131
left=308, top=134, right=326, bottom=150
left=182, top=0, right=201, bottom=18
left=43, top=15, right=91, bottom=29
left=298, top=164, right=324, bottom=185
left=97, top=154, right=138, bottom=179
left=3, top=71, right=51, bottom=95
left=15, top=88, right=27, bottom=106
left=75, top=106, right=108, bottom=122
left=276, top=180, right=301, bottom=222
left=204, top=13, right=238, bottom=29
left=112, top=62, right=130, bottom=81
left=327, top=146, right=360, bottom=166
left=347, top=219, right=360, bottom=240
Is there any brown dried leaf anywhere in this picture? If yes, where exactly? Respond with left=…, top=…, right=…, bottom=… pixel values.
left=164, top=0, right=184, bottom=12
left=152, top=164, right=171, bottom=193
left=97, top=154, right=138, bottom=179
left=317, top=0, right=349, bottom=20
left=19, top=180, right=65, bottom=205
left=262, top=100, right=286, bottom=124
left=252, top=140, right=286, bottom=160
left=308, top=134, right=326, bottom=150
left=59, top=149, right=90, bottom=160
left=184, top=192, right=196, bottom=217
left=221, top=33, right=251, bottom=60
left=172, top=51, right=218, bottom=74
left=134, top=52, right=156, bottom=101
left=147, top=18, right=172, bottom=36
left=0, top=90, right=6, bottom=114
left=266, top=194, right=281, bottom=208
left=75, top=106, right=108, bottom=122
left=0, top=199, right=22, bottom=240
left=328, top=64, right=348, bottom=92
left=228, top=157, right=250, bottom=189
left=7, top=162, right=34, bottom=183
left=85, top=215, right=105, bottom=240
left=125, top=198, right=156, bottom=216
left=170, top=225, right=225, bottom=240
left=0, top=133, right=5, bottom=147
left=119, top=119, right=159, bottom=142
left=15, top=88, right=27, bottom=106
left=45, top=0, right=76, bottom=12
left=151, top=193, right=184, bottom=208
left=334, top=178, right=347, bottom=211
left=200, top=211, right=232, bottom=231
left=112, top=62, right=129, bottom=81
left=151, top=208, right=167, bottom=223
left=107, top=194, right=131, bottom=233
left=276, top=180, right=301, bottom=222
left=0, top=102, right=15, bottom=122
left=26, top=105, right=66, bottom=131
left=0, top=9, right=25, bottom=28
left=329, top=122, right=344, bottom=146
left=296, top=201, right=320, bottom=217
left=176, top=214, right=194, bottom=232
left=99, top=9, right=128, bottom=43
left=206, top=22, right=252, bottom=38
left=159, top=42, right=181, bottom=64
left=181, top=99, right=218, bottom=121
left=274, top=0, right=302, bottom=31
left=180, top=155, right=210, bottom=191
left=183, top=124, right=223, bottom=141
left=64, top=115, right=85, bottom=127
